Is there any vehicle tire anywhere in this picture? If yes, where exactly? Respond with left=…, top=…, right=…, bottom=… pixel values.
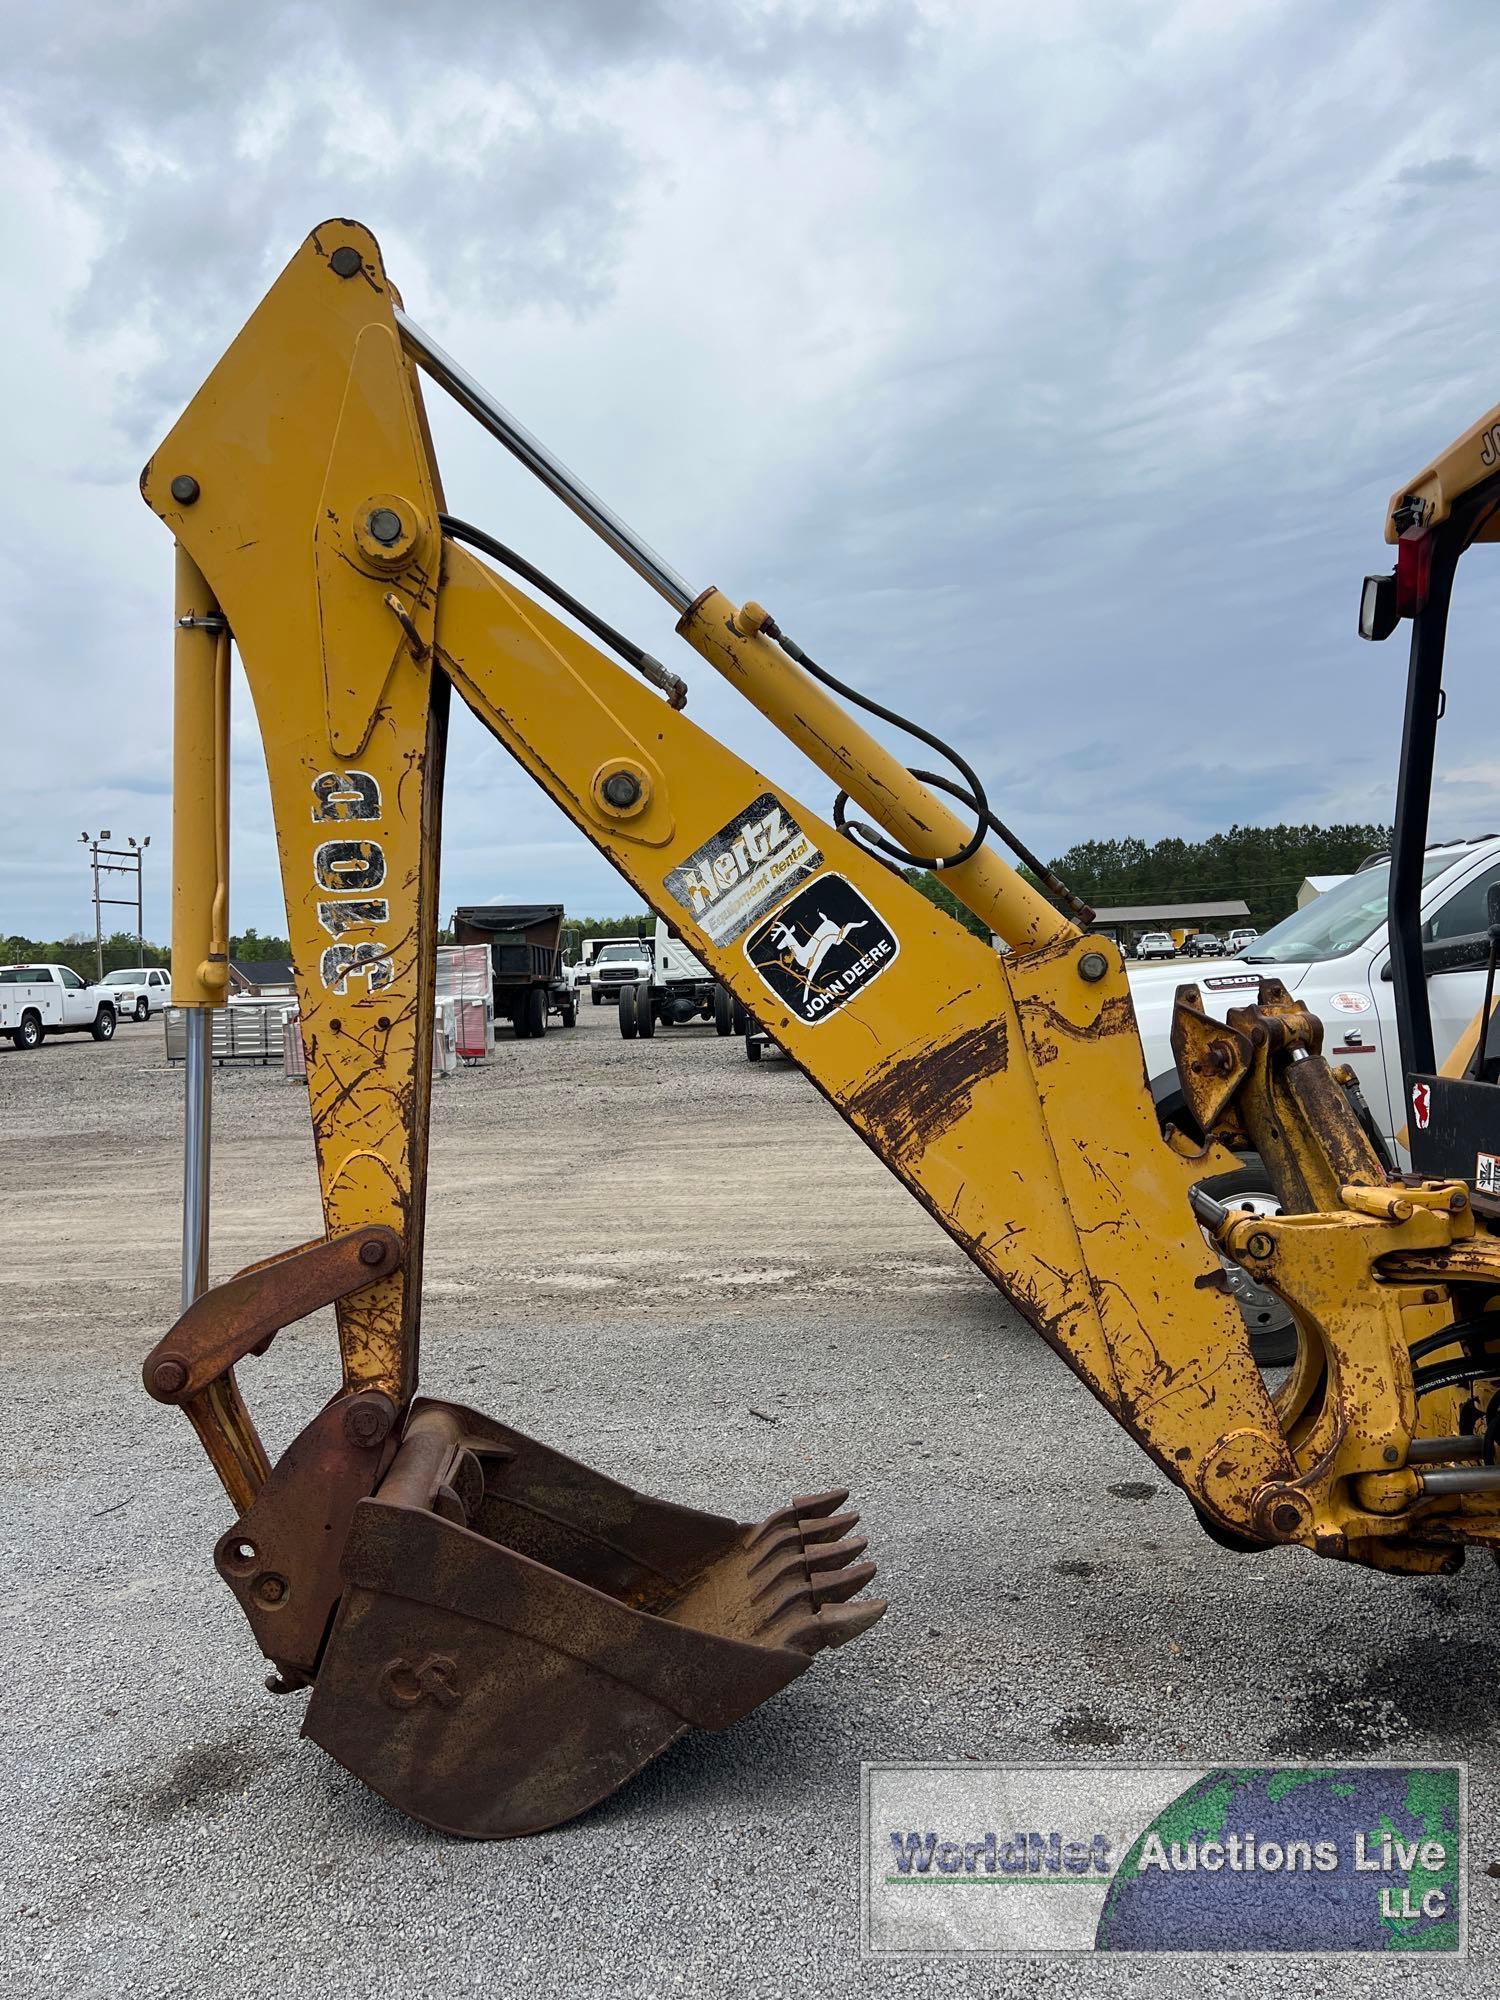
left=131, top=997, right=148, bottom=1022
left=636, top=984, right=656, bottom=1038
left=732, top=998, right=749, bottom=1036
left=15, top=1011, right=43, bottom=1050
left=559, top=999, right=576, bottom=1028
left=591, top=990, right=601, bottom=1006
left=92, top=1006, right=116, bottom=1042
left=713, top=983, right=734, bottom=1036
left=524, top=986, right=547, bottom=1038
left=619, top=985, right=638, bottom=1039
left=745, top=1029, right=762, bottom=1062
left=1198, top=1162, right=1296, bottom=1367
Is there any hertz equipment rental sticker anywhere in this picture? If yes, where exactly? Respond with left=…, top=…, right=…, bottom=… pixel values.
left=744, top=875, right=899, bottom=1026
left=664, top=793, right=823, bottom=946
left=863, top=1763, right=1464, bottom=1958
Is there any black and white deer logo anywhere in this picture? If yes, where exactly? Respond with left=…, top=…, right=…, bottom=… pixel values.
left=766, top=911, right=868, bottom=1001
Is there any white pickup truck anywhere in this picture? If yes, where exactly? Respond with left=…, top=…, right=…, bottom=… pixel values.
left=1126, top=837, right=1500, bottom=1363
left=585, top=937, right=654, bottom=1005
left=1128, top=836, right=1500, bottom=1163
left=0, top=964, right=119, bottom=1050
left=100, top=965, right=171, bottom=1021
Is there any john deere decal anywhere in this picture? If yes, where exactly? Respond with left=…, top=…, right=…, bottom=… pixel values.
left=744, top=875, right=899, bottom=1026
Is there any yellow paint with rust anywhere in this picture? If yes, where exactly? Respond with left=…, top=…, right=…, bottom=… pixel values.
left=143, top=219, right=1500, bottom=1570
left=1385, top=396, right=1500, bottom=541
left=145, top=222, right=442, bottom=1405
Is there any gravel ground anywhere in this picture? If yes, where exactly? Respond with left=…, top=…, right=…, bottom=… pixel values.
left=2, top=1009, right=1497, bottom=1997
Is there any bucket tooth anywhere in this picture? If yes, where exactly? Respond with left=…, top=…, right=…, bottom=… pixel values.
left=804, top=1534, right=868, bottom=1574
left=749, top=1537, right=875, bottom=1608
left=746, top=1523, right=813, bottom=1574
left=797, top=1510, right=860, bottom=1545
left=811, top=1559, right=878, bottom=1605
left=745, top=1515, right=861, bottom=1577
left=748, top=1549, right=818, bottom=1605
left=772, top=1595, right=888, bottom=1655
left=746, top=1490, right=850, bottom=1548
left=301, top=1400, right=885, bottom=1838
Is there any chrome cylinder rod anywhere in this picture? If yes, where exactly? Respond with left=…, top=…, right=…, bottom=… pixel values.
left=394, top=307, right=694, bottom=614
left=1406, top=1434, right=1484, bottom=1463
left=1419, top=1464, right=1500, bottom=1495
left=182, top=1009, right=212, bottom=1312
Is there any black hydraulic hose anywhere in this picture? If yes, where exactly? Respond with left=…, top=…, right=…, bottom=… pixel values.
left=759, top=617, right=989, bottom=872
left=836, top=768, right=1096, bottom=927
left=439, top=514, right=686, bottom=708
left=437, top=527, right=1089, bottom=922
left=760, top=616, right=1092, bottom=922
left=1406, top=1316, right=1500, bottom=1367
left=1412, top=1356, right=1500, bottom=1399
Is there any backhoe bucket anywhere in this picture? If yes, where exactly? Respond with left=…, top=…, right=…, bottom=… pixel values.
left=303, top=1401, right=886, bottom=1837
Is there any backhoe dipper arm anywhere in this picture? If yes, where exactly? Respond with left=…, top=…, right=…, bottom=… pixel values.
left=142, top=225, right=1500, bottom=1780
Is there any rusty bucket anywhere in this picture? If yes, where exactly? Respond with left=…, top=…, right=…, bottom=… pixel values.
left=145, top=1228, right=885, bottom=1840
left=298, top=1401, right=886, bottom=1837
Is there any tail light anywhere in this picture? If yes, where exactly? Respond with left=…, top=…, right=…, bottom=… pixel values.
left=1394, top=531, right=1433, bottom=616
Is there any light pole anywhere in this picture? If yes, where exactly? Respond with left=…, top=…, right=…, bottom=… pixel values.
left=80, top=831, right=152, bottom=978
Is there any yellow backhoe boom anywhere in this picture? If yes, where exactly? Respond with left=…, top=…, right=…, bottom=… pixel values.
left=138, top=221, right=1500, bottom=1838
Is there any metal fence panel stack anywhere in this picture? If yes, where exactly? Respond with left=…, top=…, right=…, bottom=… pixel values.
left=436, top=942, right=494, bottom=1061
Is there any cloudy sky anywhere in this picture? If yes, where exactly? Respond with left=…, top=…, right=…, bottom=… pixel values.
left=5, top=0, right=1500, bottom=946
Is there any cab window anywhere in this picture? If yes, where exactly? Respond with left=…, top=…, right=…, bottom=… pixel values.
left=1426, top=859, right=1500, bottom=942
left=58, top=967, right=85, bottom=989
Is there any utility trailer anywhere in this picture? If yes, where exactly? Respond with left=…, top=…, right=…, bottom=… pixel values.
left=452, top=904, right=576, bottom=1039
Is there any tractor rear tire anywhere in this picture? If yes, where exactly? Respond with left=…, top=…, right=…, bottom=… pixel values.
left=636, top=985, right=656, bottom=1038
left=713, top=983, right=734, bottom=1036
left=1198, top=1163, right=1296, bottom=1367
left=619, top=986, right=638, bottom=1039
left=524, top=986, right=547, bottom=1038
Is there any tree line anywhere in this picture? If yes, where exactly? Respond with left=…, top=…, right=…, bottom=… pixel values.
left=4, top=824, right=1393, bottom=977
left=906, top=821, right=1392, bottom=937
left=0, top=926, right=288, bottom=982
left=1033, top=822, right=1392, bottom=931
left=0, top=929, right=170, bottom=982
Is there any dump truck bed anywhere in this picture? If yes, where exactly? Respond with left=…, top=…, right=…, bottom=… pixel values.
left=452, top=904, right=564, bottom=986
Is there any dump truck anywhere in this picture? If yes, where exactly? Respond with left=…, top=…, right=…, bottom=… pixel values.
left=139, top=219, right=1500, bottom=1843
left=452, top=903, right=575, bottom=1036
